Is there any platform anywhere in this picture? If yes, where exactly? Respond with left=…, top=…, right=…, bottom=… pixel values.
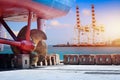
left=0, top=65, right=120, bottom=80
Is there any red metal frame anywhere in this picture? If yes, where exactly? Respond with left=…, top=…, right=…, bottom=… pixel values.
left=37, top=17, right=42, bottom=30
left=0, top=11, right=35, bottom=53
left=26, top=11, right=32, bottom=41
left=0, top=38, right=34, bottom=52
left=0, top=38, right=20, bottom=47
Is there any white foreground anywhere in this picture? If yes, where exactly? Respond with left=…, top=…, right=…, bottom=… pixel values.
left=0, top=65, right=120, bottom=80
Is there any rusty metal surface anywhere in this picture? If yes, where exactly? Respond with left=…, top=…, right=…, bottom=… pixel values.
left=11, top=26, right=47, bottom=63
left=11, top=26, right=27, bottom=54
left=34, top=41, right=47, bottom=56
left=30, top=29, right=47, bottom=44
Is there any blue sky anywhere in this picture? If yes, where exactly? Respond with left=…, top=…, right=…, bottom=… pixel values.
left=6, top=0, right=120, bottom=45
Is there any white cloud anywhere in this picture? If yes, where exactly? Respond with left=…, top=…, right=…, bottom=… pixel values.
left=48, top=20, right=72, bottom=28
left=50, top=20, right=60, bottom=27
left=82, top=9, right=91, bottom=16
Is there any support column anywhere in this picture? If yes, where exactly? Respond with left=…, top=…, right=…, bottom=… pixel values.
left=37, top=18, right=44, bottom=30
left=26, top=11, right=33, bottom=41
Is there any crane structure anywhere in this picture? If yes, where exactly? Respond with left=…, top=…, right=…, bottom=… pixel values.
left=76, top=5, right=81, bottom=45
left=74, top=5, right=105, bottom=46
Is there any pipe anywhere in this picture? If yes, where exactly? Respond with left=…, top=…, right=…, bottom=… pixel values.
left=0, top=38, right=35, bottom=52
left=26, top=11, right=32, bottom=41
left=0, top=38, right=20, bottom=47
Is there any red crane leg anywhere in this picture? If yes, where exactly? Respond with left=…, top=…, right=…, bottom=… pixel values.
left=37, top=18, right=44, bottom=30
left=26, top=11, right=32, bottom=41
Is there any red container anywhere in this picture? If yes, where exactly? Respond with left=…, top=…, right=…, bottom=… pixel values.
left=111, top=54, right=120, bottom=65
left=95, top=55, right=112, bottom=65
left=79, top=55, right=95, bottom=65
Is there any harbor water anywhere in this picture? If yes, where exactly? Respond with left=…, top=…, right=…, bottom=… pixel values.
left=1, top=45, right=120, bottom=60
left=48, top=46, right=120, bottom=60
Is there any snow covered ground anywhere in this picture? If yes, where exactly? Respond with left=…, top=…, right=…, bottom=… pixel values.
left=0, top=65, right=120, bottom=80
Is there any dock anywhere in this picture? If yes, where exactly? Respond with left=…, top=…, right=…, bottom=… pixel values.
left=0, top=65, right=120, bottom=80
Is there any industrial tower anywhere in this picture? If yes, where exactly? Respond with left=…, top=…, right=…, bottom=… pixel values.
left=91, top=4, right=96, bottom=44
left=75, top=5, right=90, bottom=45
left=76, top=5, right=81, bottom=45
left=74, top=4, right=105, bottom=45
left=91, top=4, right=105, bottom=45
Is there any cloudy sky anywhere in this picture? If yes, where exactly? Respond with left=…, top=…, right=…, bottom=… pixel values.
left=6, top=0, right=120, bottom=45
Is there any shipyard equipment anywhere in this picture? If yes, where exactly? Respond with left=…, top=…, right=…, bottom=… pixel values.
left=0, top=0, right=74, bottom=68
left=74, top=5, right=105, bottom=46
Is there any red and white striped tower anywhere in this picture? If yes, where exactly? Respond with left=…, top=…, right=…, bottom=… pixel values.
left=92, top=4, right=96, bottom=28
left=76, top=5, right=81, bottom=45
left=91, top=4, right=96, bottom=44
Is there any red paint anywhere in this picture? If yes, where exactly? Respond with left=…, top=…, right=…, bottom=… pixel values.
left=0, top=17, right=35, bottom=52
left=37, top=18, right=42, bottom=30
left=0, top=0, right=68, bottom=53
left=20, top=40, right=35, bottom=52
left=26, top=11, right=32, bottom=41
left=0, top=0, right=67, bottom=21
left=0, top=38, right=35, bottom=52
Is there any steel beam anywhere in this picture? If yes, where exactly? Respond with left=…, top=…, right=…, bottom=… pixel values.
left=0, top=18, right=17, bottom=40
left=0, top=37, right=34, bottom=52
left=0, top=37, right=20, bottom=47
